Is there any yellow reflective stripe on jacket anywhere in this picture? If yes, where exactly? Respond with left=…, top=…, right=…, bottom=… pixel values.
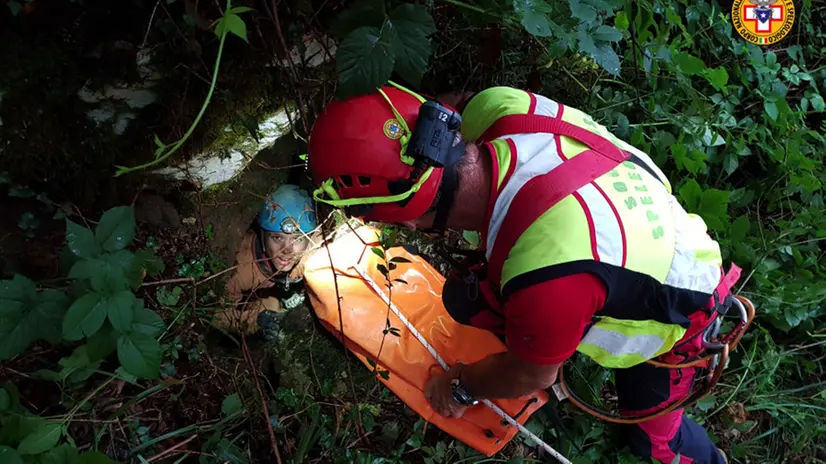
left=461, top=87, right=531, bottom=141
left=483, top=97, right=723, bottom=369
left=488, top=139, right=512, bottom=191
left=577, top=317, right=688, bottom=368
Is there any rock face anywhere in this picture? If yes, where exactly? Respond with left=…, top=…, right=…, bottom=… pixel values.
left=77, top=48, right=161, bottom=136
left=152, top=107, right=297, bottom=189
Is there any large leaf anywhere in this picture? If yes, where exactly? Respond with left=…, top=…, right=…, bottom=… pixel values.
left=62, top=293, right=107, bottom=341
left=592, top=25, right=622, bottom=42
left=0, top=307, right=39, bottom=361
left=222, top=393, right=242, bottom=416
left=85, top=327, right=118, bottom=361
left=513, top=0, right=553, bottom=37
left=17, top=422, right=62, bottom=455
left=568, top=0, right=596, bottom=22
left=0, top=389, right=9, bottom=412
left=58, top=346, right=100, bottom=384
left=389, top=4, right=435, bottom=86
left=673, top=52, right=706, bottom=75
left=117, top=332, right=161, bottom=379
left=38, top=444, right=78, bottom=464
left=32, top=291, right=69, bottom=344
left=333, top=0, right=385, bottom=38
left=336, top=25, right=396, bottom=99
left=66, top=220, right=100, bottom=259
left=131, top=300, right=165, bottom=338
left=95, top=206, right=135, bottom=252
left=0, top=446, right=23, bottom=464
left=215, top=11, right=248, bottom=42
left=107, top=291, right=135, bottom=333
left=592, top=43, right=620, bottom=76
left=0, top=274, right=36, bottom=317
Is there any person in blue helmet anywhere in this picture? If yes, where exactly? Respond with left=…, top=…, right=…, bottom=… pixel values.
left=214, top=184, right=318, bottom=339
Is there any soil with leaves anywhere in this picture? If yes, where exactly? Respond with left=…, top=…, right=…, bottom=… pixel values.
left=2, top=0, right=826, bottom=462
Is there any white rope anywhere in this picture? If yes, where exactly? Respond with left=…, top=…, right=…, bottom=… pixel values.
left=353, top=266, right=572, bottom=464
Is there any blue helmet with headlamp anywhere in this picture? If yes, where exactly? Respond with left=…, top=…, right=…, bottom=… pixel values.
left=258, top=185, right=316, bottom=234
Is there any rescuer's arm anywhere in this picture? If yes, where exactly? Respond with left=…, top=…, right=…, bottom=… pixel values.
left=425, top=273, right=606, bottom=417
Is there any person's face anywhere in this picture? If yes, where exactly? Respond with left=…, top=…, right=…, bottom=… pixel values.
left=264, top=231, right=310, bottom=272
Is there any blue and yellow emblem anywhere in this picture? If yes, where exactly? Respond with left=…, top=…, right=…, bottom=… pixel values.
left=383, top=119, right=404, bottom=140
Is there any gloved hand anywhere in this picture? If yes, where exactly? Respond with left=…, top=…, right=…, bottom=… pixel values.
left=257, top=310, right=283, bottom=341
left=282, top=292, right=305, bottom=310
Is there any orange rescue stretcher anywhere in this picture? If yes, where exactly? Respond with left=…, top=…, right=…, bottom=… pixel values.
left=303, top=226, right=548, bottom=456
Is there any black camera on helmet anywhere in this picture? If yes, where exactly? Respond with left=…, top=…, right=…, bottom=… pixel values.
left=408, top=101, right=464, bottom=169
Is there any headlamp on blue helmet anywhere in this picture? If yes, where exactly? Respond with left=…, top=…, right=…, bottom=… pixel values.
left=258, top=185, right=316, bottom=234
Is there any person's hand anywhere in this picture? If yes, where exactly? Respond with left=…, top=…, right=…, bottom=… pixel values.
left=424, top=363, right=469, bottom=419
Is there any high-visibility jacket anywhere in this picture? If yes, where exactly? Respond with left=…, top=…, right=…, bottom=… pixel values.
left=461, top=87, right=734, bottom=369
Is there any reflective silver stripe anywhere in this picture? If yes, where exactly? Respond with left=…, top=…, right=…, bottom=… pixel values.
left=575, top=183, right=623, bottom=266
left=486, top=133, right=564, bottom=260
left=664, top=197, right=722, bottom=294
left=580, top=326, right=665, bottom=359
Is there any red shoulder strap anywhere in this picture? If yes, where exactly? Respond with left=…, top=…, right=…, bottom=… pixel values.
left=482, top=114, right=627, bottom=163
left=482, top=114, right=630, bottom=288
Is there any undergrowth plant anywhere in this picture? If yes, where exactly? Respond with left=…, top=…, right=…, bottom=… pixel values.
left=0, top=206, right=167, bottom=462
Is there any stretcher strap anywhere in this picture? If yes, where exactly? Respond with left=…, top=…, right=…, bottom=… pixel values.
left=352, top=266, right=572, bottom=464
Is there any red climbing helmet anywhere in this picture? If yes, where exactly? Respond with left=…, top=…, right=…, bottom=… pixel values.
left=309, top=85, right=444, bottom=223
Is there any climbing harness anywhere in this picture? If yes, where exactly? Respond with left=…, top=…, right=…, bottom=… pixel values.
left=555, top=295, right=755, bottom=424
left=353, top=266, right=573, bottom=464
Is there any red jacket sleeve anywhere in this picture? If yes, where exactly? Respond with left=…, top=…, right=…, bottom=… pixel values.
left=505, top=273, right=607, bottom=365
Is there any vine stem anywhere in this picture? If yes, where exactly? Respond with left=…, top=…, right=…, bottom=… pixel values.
left=115, top=0, right=232, bottom=177
left=63, top=375, right=117, bottom=425
left=439, top=0, right=489, bottom=14
left=241, top=332, right=284, bottom=464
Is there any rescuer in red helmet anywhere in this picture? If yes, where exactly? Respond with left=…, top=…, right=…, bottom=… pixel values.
left=308, top=83, right=745, bottom=464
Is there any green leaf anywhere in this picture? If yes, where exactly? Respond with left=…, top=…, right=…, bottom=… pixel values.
left=66, top=220, right=100, bottom=259
left=678, top=179, right=702, bottom=210
left=614, top=11, right=629, bottom=30
left=723, top=153, right=738, bottom=175
left=592, top=43, right=620, bottom=76
left=513, top=0, right=553, bottom=37
left=156, top=286, right=183, bottom=306
left=131, top=300, right=164, bottom=338
left=337, top=25, right=396, bottom=99
left=0, top=389, right=9, bottom=412
left=58, top=345, right=100, bottom=384
left=333, top=0, right=385, bottom=38
left=222, top=393, right=242, bottom=416
left=389, top=4, right=435, bottom=86
left=704, top=67, right=728, bottom=90
left=730, top=216, right=751, bottom=241
left=18, top=422, right=62, bottom=455
left=223, top=13, right=248, bottom=41
left=389, top=256, right=411, bottom=264
left=673, top=52, right=706, bottom=75
left=38, top=444, right=78, bottom=464
left=764, top=101, right=778, bottom=120
left=0, top=446, right=23, bottom=464
left=62, top=293, right=107, bottom=341
left=229, top=6, right=253, bottom=14
left=671, top=454, right=682, bottom=464
left=811, top=94, right=825, bottom=112
left=32, top=291, right=69, bottom=344
left=593, top=25, right=622, bottom=42
left=133, top=249, right=165, bottom=280
left=568, top=0, right=596, bottom=22
left=86, top=327, right=118, bottom=361
left=0, top=274, right=36, bottom=317
left=107, top=291, right=136, bottom=332
left=7, top=2, right=22, bottom=16
left=95, top=206, right=135, bottom=252
left=118, top=332, right=161, bottom=379
left=371, top=247, right=386, bottom=259
left=0, top=305, right=39, bottom=361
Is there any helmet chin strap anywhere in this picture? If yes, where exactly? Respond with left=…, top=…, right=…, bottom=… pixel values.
left=427, top=140, right=465, bottom=235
